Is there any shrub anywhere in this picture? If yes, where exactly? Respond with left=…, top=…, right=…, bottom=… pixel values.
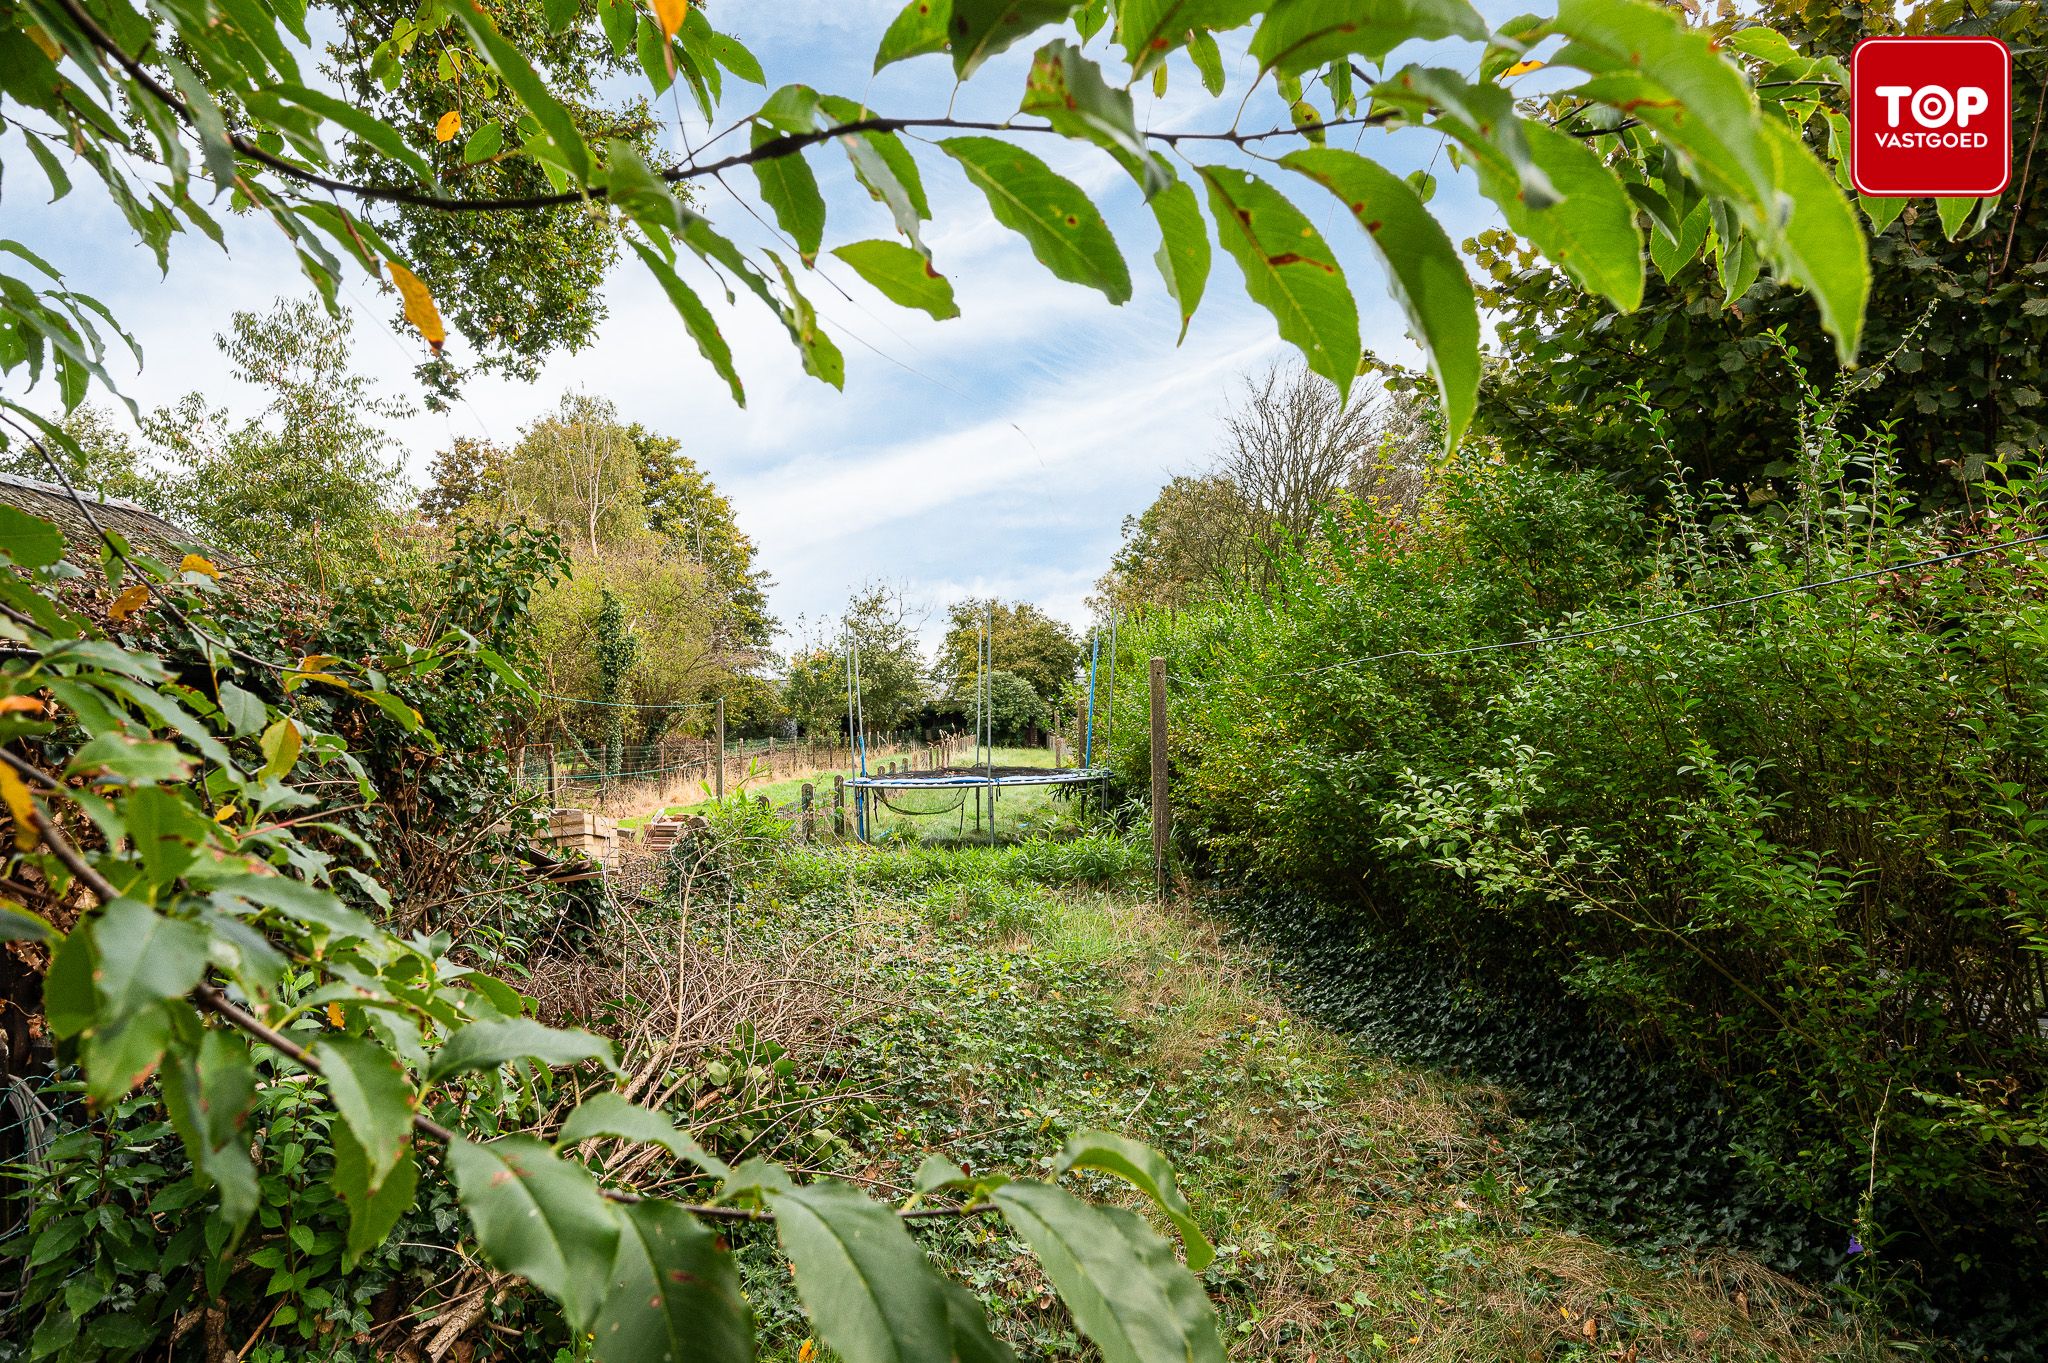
left=1115, top=390, right=2048, bottom=1346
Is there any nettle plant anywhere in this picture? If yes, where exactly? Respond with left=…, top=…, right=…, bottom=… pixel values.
left=0, top=0, right=1874, bottom=1357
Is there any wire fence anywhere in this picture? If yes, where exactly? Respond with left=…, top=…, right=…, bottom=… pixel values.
left=513, top=731, right=956, bottom=818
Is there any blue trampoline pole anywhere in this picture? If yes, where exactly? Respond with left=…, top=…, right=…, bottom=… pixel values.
left=1083, top=631, right=1100, bottom=768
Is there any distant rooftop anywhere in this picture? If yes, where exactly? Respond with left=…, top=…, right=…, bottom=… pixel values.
left=0, top=472, right=219, bottom=569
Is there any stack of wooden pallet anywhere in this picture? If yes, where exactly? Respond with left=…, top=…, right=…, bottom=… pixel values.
left=639, top=814, right=704, bottom=853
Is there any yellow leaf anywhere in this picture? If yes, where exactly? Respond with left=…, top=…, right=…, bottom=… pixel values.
left=797, top=1341, right=815, bottom=1363
left=386, top=261, right=447, bottom=353
left=259, top=717, right=302, bottom=781
left=327, top=1001, right=346, bottom=1028
left=180, top=553, right=221, bottom=581
left=0, top=764, right=38, bottom=851
left=26, top=25, right=61, bottom=60
left=1504, top=59, right=1546, bottom=76
left=214, top=803, right=238, bottom=823
left=652, top=0, right=688, bottom=40
left=108, top=583, right=151, bottom=622
left=0, top=695, right=45, bottom=716
left=435, top=110, right=462, bottom=142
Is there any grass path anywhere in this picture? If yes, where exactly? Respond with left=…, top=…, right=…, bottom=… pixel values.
left=719, top=838, right=1897, bottom=1363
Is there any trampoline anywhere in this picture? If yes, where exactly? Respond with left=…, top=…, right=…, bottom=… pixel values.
left=843, top=605, right=1115, bottom=841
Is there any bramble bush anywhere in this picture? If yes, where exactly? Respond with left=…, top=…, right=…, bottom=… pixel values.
left=1110, top=368, right=2048, bottom=1347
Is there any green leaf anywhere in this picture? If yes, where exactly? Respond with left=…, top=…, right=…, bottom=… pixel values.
left=1197, top=164, right=1358, bottom=397
left=1280, top=148, right=1476, bottom=446
left=258, top=716, right=301, bottom=780
left=335, top=1127, right=418, bottom=1269
left=1650, top=197, right=1710, bottom=281
left=947, top=0, right=1080, bottom=79
left=875, top=0, right=952, bottom=71
left=1756, top=116, right=1868, bottom=360
left=593, top=1200, right=755, bottom=1363
left=1020, top=41, right=1162, bottom=197
left=1186, top=28, right=1225, bottom=95
left=449, top=4, right=592, bottom=181
left=313, top=1033, right=416, bottom=1193
left=216, top=682, right=267, bottom=737
left=1551, top=0, right=1773, bottom=208
left=751, top=124, right=827, bottom=264
left=991, top=1181, right=1223, bottom=1363
left=1481, top=121, right=1642, bottom=310
left=430, top=1016, right=619, bottom=1082
left=818, top=95, right=932, bottom=250
left=0, top=506, right=64, bottom=568
left=210, top=874, right=379, bottom=945
left=464, top=120, right=505, bottom=164
left=270, top=84, right=433, bottom=181
left=1250, top=0, right=1485, bottom=77
left=1149, top=172, right=1211, bottom=343
left=939, top=1279, right=1016, bottom=1363
left=632, top=240, right=747, bottom=405
left=1372, top=68, right=1556, bottom=209
left=765, top=1180, right=956, bottom=1363
left=830, top=240, right=960, bottom=320
left=1859, top=193, right=1908, bottom=235
left=82, top=1000, right=176, bottom=1108
left=449, top=1135, right=621, bottom=1333
left=1054, top=1130, right=1212, bottom=1270
left=1937, top=196, right=1980, bottom=241
left=941, top=136, right=1131, bottom=304
left=709, top=30, right=765, bottom=84
left=42, top=920, right=97, bottom=1039
left=558, top=1090, right=729, bottom=1177
left=0, top=901, right=53, bottom=942
left=768, top=252, right=847, bottom=389
left=92, top=898, right=207, bottom=1019
left=162, top=1026, right=260, bottom=1230
left=1116, top=0, right=1261, bottom=76
left=66, top=732, right=192, bottom=785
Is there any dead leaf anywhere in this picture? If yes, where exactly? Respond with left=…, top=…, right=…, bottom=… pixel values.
left=327, top=1001, right=346, bottom=1028
left=0, top=696, right=45, bottom=716
left=435, top=110, right=461, bottom=142
left=0, top=764, right=38, bottom=851
left=1582, top=1315, right=1597, bottom=1340
left=108, top=583, right=151, bottom=622
left=386, top=262, right=448, bottom=353
left=180, top=553, right=221, bottom=580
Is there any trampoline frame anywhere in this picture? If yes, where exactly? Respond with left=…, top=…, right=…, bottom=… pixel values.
left=844, top=603, right=1116, bottom=841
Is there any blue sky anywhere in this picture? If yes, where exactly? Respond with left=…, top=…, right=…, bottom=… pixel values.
left=10, top=2, right=1560, bottom=652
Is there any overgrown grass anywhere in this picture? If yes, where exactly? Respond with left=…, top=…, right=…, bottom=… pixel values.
left=714, top=832, right=1904, bottom=1363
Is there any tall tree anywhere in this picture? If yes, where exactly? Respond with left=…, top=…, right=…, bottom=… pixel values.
left=840, top=583, right=927, bottom=732
left=935, top=599, right=1080, bottom=707
left=109, top=297, right=411, bottom=582
left=633, top=426, right=776, bottom=645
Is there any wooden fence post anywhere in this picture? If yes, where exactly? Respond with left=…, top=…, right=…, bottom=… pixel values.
left=546, top=744, right=559, bottom=806
left=1149, top=656, right=1169, bottom=900
left=714, top=697, right=726, bottom=803
left=833, top=776, right=845, bottom=837
left=801, top=783, right=814, bottom=842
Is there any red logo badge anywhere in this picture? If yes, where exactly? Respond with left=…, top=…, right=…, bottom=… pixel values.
left=1850, top=37, right=2011, bottom=197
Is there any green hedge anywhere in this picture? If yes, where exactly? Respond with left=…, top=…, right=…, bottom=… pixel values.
left=1111, top=434, right=2048, bottom=1347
